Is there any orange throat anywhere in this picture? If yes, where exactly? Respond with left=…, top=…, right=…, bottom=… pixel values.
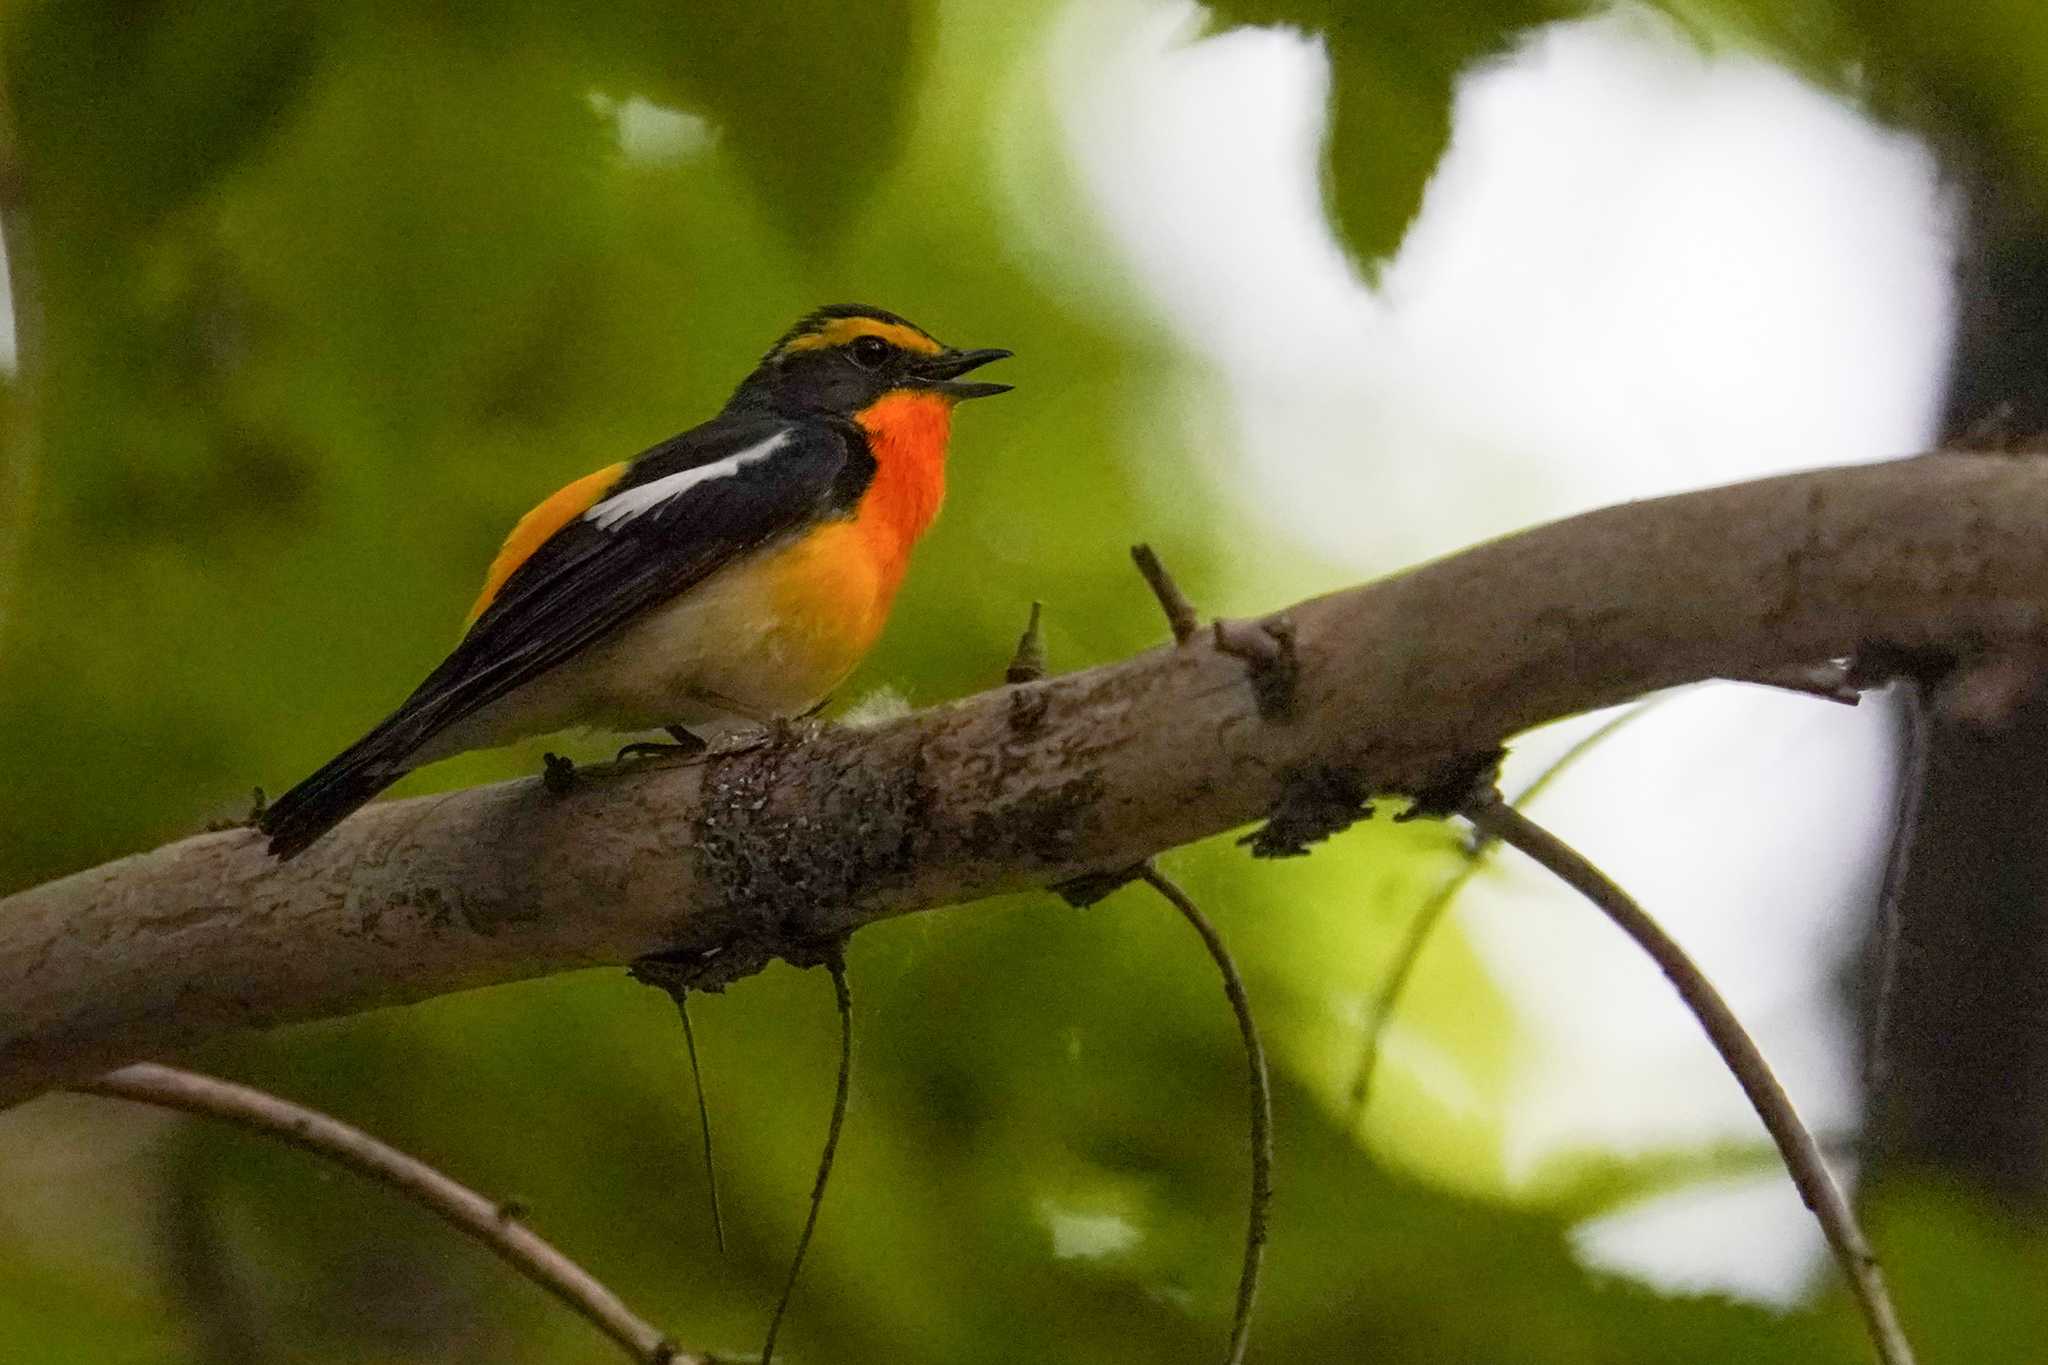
left=852, top=391, right=953, bottom=592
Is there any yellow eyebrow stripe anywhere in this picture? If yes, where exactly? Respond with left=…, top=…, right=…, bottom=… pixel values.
left=466, top=461, right=629, bottom=624
left=781, top=316, right=942, bottom=356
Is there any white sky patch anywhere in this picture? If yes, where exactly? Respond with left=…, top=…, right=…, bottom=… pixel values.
left=584, top=429, right=790, bottom=530
left=1045, top=3, right=1371, bottom=379
left=1047, top=0, right=1953, bottom=1304
left=0, top=229, right=15, bottom=375
left=1475, top=685, right=1894, bottom=1165
left=1573, top=1170, right=1831, bottom=1308
left=1036, top=1198, right=1144, bottom=1261
left=586, top=91, right=715, bottom=166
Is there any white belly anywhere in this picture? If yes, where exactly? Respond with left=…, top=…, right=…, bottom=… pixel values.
left=415, top=544, right=881, bottom=762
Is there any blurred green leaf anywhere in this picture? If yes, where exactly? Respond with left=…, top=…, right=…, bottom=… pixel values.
left=1660, top=0, right=2048, bottom=197
left=388, top=0, right=928, bottom=241
left=5, top=0, right=321, bottom=236
left=1204, top=0, right=1585, bottom=270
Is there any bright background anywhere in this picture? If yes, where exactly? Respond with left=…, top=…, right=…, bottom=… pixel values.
left=1, top=3, right=2038, bottom=1362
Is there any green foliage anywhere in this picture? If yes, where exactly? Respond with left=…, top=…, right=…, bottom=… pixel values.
left=0, top=1, right=2039, bottom=1360
left=1864, top=1180, right=2048, bottom=1364
left=1662, top=0, right=2048, bottom=195
left=1204, top=0, right=1586, bottom=270
left=6, top=0, right=323, bottom=239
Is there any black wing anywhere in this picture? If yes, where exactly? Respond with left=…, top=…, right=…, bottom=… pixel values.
left=262, top=415, right=864, bottom=856
left=428, top=417, right=860, bottom=727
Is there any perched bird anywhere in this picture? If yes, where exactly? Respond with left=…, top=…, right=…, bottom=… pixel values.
left=260, top=304, right=1010, bottom=858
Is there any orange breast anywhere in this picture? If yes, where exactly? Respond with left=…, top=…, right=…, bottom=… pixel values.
left=760, top=521, right=893, bottom=690
left=758, top=390, right=955, bottom=684
left=851, top=390, right=952, bottom=592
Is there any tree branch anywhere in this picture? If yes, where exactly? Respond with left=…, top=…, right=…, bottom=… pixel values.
left=78, top=1063, right=686, bottom=1364
left=7, top=453, right=2048, bottom=1108
left=1350, top=699, right=1666, bottom=1117
left=1463, top=796, right=1916, bottom=1365
left=1138, top=864, right=1271, bottom=1365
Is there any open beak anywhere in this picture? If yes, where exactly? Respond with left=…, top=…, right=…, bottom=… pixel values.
left=917, top=347, right=1013, bottom=400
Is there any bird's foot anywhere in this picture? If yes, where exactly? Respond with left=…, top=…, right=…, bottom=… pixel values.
left=615, top=725, right=710, bottom=764
left=541, top=752, right=578, bottom=794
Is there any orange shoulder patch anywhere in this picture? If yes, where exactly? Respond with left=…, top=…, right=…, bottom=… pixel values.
left=465, top=461, right=628, bottom=624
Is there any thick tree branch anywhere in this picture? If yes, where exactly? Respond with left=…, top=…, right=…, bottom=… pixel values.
left=7, top=453, right=2048, bottom=1109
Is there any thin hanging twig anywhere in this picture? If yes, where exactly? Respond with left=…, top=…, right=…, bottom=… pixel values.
left=1720, top=660, right=1862, bottom=705
left=1122, top=544, right=1268, bottom=1363
left=1461, top=791, right=1916, bottom=1365
left=1351, top=699, right=1667, bottom=1117
left=1138, top=864, right=1272, bottom=1365
left=760, top=949, right=854, bottom=1365
left=78, top=1063, right=685, bottom=1364
left=1864, top=690, right=1928, bottom=1100
left=675, top=993, right=727, bottom=1254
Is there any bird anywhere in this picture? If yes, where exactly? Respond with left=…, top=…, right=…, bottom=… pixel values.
left=259, top=304, right=1010, bottom=858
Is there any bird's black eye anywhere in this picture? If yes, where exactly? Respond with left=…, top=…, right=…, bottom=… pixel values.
left=849, top=334, right=892, bottom=369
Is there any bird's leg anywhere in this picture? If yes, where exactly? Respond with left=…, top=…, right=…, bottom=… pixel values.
left=615, top=725, right=710, bottom=764
left=762, top=698, right=830, bottom=748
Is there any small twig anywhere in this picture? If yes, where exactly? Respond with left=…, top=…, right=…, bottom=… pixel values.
left=1349, top=872, right=1463, bottom=1120
left=1462, top=794, right=1916, bottom=1365
left=1865, top=695, right=1928, bottom=1100
left=1722, top=660, right=1862, bottom=705
left=1137, top=864, right=1271, bottom=1365
left=1351, top=700, right=1665, bottom=1117
left=1213, top=616, right=1299, bottom=720
left=77, top=1063, right=684, bottom=1364
left=1006, top=600, right=1048, bottom=683
left=761, top=949, right=854, bottom=1365
left=1131, top=543, right=1200, bottom=645
left=629, top=961, right=727, bottom=1253
left=675, top=993, right=727, bottom=1254
left=1933, top=644, right=2048, bottom=726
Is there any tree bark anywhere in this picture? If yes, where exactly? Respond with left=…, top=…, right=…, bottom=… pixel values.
left=1866, top=171, right=2048, bottom=1207
left=6, top=454, right=2048, bottom=1114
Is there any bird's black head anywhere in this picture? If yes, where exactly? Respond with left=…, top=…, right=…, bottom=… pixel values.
left=726, top=304, right=1012, bottom=418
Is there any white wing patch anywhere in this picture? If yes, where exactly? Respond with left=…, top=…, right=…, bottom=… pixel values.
left=585, top=429, right=793, bottom=531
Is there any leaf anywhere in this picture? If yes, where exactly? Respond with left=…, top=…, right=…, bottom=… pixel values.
left=433, top=0, right=930, bottom=243
left=4, top=0, right=322, bottom=235
left=1204, top=0, right=1585, bottom=270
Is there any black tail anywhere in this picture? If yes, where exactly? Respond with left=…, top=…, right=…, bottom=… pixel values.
left=259, top=720, right=419, bottom=859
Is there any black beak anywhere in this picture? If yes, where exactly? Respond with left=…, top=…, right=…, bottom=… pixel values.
left=917, top=347, right=1013, bottom=400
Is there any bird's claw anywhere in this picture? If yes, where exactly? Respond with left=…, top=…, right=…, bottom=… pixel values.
left=615, top=724, right=710, bottom=765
